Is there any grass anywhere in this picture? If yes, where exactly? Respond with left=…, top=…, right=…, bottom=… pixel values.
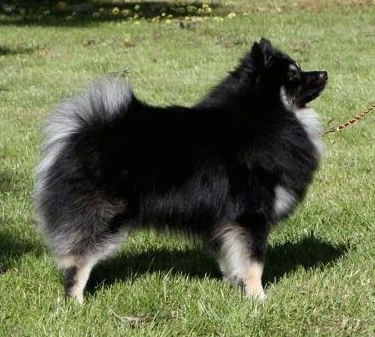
left=1, top=0, right=375, bottom=336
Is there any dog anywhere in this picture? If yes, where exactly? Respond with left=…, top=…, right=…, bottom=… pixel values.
left=34, top=38, right=327, bottom=303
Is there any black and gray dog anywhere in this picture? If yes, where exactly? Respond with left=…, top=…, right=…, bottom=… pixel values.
left=34, top=38, right=327, bottom=303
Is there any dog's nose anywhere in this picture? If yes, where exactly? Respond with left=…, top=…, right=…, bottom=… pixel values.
left=320, top=71, right=328, bottom=81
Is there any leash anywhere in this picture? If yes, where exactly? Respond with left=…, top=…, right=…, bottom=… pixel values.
left=321, top=102, right=375, bottom=136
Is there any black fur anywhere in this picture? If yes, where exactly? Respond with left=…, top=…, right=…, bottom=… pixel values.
left=64, top=266, right=78, bottom=297
left=34, top=38, right=327, bottom=302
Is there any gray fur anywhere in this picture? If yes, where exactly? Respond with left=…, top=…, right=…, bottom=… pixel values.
left=34, top=77, right=133, bottom=303
left=34, top=77, right=132, bottom=236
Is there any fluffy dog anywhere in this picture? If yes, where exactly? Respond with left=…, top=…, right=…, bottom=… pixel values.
left=34, top=38, right=327, bottom=303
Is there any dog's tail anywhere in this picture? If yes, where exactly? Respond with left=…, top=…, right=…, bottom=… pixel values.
left=34, top=76, right=133, bottom=227
left=44, top=76, right=132, bottom=157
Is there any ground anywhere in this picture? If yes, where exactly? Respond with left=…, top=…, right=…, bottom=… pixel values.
left=1, top=1, right=375, bottom=336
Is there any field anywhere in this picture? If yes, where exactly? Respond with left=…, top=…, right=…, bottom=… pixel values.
left=1, top=1, right=375, bottom=336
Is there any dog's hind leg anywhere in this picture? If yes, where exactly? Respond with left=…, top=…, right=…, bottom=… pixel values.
left=42, top=199, right=130, bottom=303
left=59, top=254, right=99, bottom=304
left=55, top=218, right=129, bottom=304
left=57, top=232, right=127, bottom=304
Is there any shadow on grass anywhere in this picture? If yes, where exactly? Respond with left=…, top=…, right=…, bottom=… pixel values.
left=0, top=227, right=43, bottom=274
left=88, top=233, right=349, bottom=293
left=0, top=169, right=43, bottom=273
left=0, top=45, right=42, bottom=56
left=263, top=233, right=349, bottom=284
left=88, top=246, right=221, bottom=293
left=0, top=168, right=24, bottom=193
left=0, top=1, right=227, bottom=27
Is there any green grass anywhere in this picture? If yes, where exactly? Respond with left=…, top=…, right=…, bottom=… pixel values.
left=1, top=1, right=375, bottom=336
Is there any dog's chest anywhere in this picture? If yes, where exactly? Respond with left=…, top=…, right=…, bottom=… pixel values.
left=272, top=107, right=323, bottom=220
left=294, top=107, right=323, bottom=158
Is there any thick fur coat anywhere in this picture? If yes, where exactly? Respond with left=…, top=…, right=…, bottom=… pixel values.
left=34, top=38, right=327, bottom=303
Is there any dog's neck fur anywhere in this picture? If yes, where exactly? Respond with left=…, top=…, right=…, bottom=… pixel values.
left=280, top=86, right=323, bottom=158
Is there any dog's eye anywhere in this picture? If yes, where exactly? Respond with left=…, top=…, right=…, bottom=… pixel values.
left=287, top=69, right=300, bottom=82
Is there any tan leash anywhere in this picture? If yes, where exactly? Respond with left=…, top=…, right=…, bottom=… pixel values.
left=321, top=102, right=375, bottom=136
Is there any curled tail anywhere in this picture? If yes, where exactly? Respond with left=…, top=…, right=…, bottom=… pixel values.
left=34, top=76, right=133, bottom=231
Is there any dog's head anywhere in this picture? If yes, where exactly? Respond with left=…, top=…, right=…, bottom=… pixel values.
left=249, top=38, right=327, bottom=109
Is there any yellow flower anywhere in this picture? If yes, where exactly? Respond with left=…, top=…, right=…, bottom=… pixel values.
left=112, top=7, right=120, bottom=15
left=203, top=6, right=212, bottom=14
left=175, top=7, right=186, bottom=14
left=165, top=19, right=173, bottom=24
left=56, top=2, right=67, bottom=11
left=121, top=9, right=131, bottom=17
left=227, top=12, right=236, bottom=19
left=186, top=5, right=197, bottom=14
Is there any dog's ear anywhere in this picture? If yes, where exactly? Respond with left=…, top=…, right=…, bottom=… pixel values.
left=250, top=38, right=275, bottom=69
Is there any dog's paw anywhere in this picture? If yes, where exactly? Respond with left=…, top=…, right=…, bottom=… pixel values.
left=244, top=284, right=266, bottom=301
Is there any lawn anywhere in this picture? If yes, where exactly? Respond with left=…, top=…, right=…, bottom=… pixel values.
left=1, top=1, right=375, bottom=336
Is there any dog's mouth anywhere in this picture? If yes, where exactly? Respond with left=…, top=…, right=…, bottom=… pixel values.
left=294, top=71, right=328, bottom=107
